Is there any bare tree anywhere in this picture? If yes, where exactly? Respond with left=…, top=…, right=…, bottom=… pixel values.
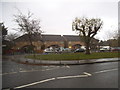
left=113, top=30, right=119, bottom=39
left=14, top=10, right=43, bottom=52
left=1, top=23, right=8, bottom=40
left=72, top=17, right=103, bottom=54
left=6, top=33, right=18, bottom=41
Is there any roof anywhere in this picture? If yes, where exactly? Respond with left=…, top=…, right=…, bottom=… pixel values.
left=14, top=34, right=99, bottom=42
left=14, top=34, right=64, bottom=42
left=42, top=35, right=64, bottom=41
left=63, top=35, right=81, bottom=41
left=14, top=34, right=42, bottom=42
left=99, top=41, right=110, bottom=46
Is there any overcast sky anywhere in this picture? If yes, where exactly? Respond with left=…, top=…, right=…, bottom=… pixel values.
left=0, top=0, right=119, bottom=40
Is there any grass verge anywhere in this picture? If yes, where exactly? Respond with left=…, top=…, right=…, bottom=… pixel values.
left=25, top=52, right=119, bottom=61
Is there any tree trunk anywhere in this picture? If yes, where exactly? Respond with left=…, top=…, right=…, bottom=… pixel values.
left=28, top=34, right=33, bottom=46
left=85, top=37, right=91, bottom=54
left=85, top=43, right=90, bottom=54
left=28, top=34, right=34, bottom=53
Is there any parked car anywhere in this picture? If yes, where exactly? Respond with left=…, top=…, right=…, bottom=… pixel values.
left=74, top=48, right=85, bottom=53
left=111, top=47, right=120, bottom=52
left=100, top=48, right=110, bottom=52
left=64, top=48, right=71, bottom=52
left=44, top=47, right=72, bottom=54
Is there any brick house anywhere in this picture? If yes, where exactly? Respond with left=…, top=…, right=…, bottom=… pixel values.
left=13, top=34, right=43, bottom=51
left=13, top=34, right=98, bottom=53
left=13, top=34, right=65, bottom=53
left=42, top=34, right=65, bottom=48
left=63, top=35, right=85, bottom=49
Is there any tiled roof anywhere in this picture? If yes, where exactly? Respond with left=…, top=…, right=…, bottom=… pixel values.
left=63, top=35, right=81, bottom=41
left=14, top=34, right=42, bottom=42
left=14, top=34, right=64, bottom=42
left=42, top=35, right=64, bottom=41
left=99, top=41, right=109, bottom=46
left=14, top=34, right=99, bottom=42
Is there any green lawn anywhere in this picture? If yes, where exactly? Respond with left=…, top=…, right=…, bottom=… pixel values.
left=25, top=52, right=119, bottom=61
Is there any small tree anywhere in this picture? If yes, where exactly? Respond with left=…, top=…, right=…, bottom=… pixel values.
left=14, top=11, right=43, bottom=52
left=1, top=23, right=8, bottom=40
left=72, top=17, right=103, bottom=54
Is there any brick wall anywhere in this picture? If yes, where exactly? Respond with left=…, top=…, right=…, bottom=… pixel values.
left=68, top=41, right=85, bottom=48
left=44, top=41, right=64, bottom=48
left=13, top=41, right=85, bottom=50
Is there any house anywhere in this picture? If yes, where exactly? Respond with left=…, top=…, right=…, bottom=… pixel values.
left=42, top=34, right=65, bottom=48
left=13, top=34, right=43, bottom=52
left=13, top=34, right=65, bottom=53
left=13, top=34, right=99, bottom=53
left=63, top=35, right=85, bottom=49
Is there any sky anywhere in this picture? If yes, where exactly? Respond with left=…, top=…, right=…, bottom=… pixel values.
left=0, top=0, right=119, bottom=41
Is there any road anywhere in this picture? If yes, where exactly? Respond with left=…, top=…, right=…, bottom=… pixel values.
left=2, top=59, right=119, bottom=89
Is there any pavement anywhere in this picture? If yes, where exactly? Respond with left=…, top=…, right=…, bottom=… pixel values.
left=5, top=54, right=120, bottom=65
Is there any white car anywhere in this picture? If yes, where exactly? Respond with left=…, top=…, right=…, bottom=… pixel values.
left=100, top=48, right=110, bottom=52
left=44, top=48, right=58, bottom=53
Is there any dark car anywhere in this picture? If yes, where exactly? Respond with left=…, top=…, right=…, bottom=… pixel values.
left=74, top=48, right=85, bottom=53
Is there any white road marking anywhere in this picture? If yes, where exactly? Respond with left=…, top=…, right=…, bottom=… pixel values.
left=66, top=65, right=70, bottom=68
left=43, top=66, right=61, bottom=71
left=1, top=67, right=58, bottom=75
left=19, top=70, right=33, bottom=73
left=41, top=70, right=46, bottom=71
left=61, top=65, right=70, bottom=69
left=1, top=67, right=118, bottom=76
left=14, top=73, right=90, bottom=89
left=15, top=66, right=61, bottom=73
left=18, top=65, right=69, bottom=73
left=57, top=66, right=60, bottom=68
left=12, top=68, right=118, bottom=89
left=14, top=78, right=55, bottom=89
left=83, top=72, right=92, bottom=76
left=19, top=69, right=46, bottom=73
left=1, top=72, right=17, bottom=75
left=43, top=68, right=51, bottom=71
left=94, top=68, right=118, bottom=74
left=56, top=74, right=88, bottom=79
left=19, top=68, right=22, bottom=71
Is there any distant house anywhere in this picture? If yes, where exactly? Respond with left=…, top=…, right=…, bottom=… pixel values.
left=13, top=34, right=99, bottom=53
left=63, top=35, right=99, bottom=50
left=99, top=41, right=110, bottom=46
left=98, top=39, right=119, bottom=51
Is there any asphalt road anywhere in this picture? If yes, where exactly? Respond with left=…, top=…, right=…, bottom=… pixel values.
left=2, top=60, right=119, bottom=89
